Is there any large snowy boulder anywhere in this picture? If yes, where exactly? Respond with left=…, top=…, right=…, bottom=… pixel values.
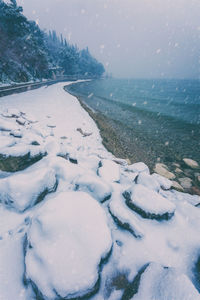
left=124, top=184, right=175, bottom=221
left=129, top=263, right=200, bottom=300
left=74, top=173, right=112, bottom=202
left=98, top=159, right=121, bottom=183
left=0, top=161, right=57, bottom=211
left=25, top=191, right=112, bottom=300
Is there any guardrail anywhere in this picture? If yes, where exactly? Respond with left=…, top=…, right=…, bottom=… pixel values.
left=0, top=76, right=88, bottom=98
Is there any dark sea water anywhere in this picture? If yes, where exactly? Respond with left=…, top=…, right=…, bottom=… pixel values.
left=67, top=78, right=200, bottom=181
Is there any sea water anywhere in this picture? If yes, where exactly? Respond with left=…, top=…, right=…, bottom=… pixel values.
left=67, top=78, right=200, bottom=171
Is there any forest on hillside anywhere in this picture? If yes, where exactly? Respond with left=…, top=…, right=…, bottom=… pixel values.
left=0, top=0, right=105, bottom=83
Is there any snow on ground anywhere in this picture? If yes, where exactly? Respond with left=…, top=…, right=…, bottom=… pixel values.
left=0, top=81, right=200, bottom=300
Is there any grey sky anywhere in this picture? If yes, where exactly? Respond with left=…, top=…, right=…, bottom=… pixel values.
left=17, top=0, right=200, bottom=79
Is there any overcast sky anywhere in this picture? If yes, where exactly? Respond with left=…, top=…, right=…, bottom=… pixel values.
left=17, top=0, right=200, bottom=79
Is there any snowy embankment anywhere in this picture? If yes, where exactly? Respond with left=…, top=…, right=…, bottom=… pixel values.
left=0, top=81, right=200, bottom=300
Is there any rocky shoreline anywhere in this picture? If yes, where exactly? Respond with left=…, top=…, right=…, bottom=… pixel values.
left=65, top=88, right=200, bottom=196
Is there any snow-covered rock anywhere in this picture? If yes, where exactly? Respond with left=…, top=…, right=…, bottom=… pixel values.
left=136, top=173, right=160, bottom=192
left=1, top=108, right=22, bottom=118
left=170, top=189, right=200, bottom=207
left=151, top=173, right=172, bottom=190
left=74, top=173, right=112, bottom=202
left=10, top=129, right=23, bottom=138
left=113, top=157, right=129, bottom=166
left=79, top=154, right=101, bottom=172
left=129, top=263, right=200, bottom=300
left=109, top=188, right=144, bottom=238
left=0, top=144, right=46, bottom=172
left=0, top=160, right=57, bottom=211
left=49, top=156, right=85, bottom=185
left=98, top=159, right=121, bottom=183
left=16, top=117, right=27, bottom=126
left=25, top=191, right=112, bottom=300
left=125, top=162, right=150, bottom=174
left=124, top=184, right=176, bottom=221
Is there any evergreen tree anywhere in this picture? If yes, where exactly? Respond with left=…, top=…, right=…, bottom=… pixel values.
left=0, top=0, right=105, bottom=83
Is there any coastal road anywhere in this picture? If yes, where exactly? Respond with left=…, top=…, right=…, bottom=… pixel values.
left=0, top=76, right=81, bottom=98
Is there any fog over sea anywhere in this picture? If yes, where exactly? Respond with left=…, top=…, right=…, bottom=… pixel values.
left=67, top=78, right=200, bottom=172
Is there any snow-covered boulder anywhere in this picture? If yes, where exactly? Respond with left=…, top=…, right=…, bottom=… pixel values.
left=151, top=173, right=172, bottom=190
left=170, top=189, right=200, bottom=207
left=16, top=117, right=27, bottom=126
left=136, top=173, right=160, bottom=192
left=25, top=191, right=112, bottom=299
left=98, top=159, right=121, bottom=183
left=10, top=129, right=23, bottom=138
left=49, top=156, right=85, bottom=185
left=125, top=162, right=150, bottom=174
left=74, top=173, right=112, bottom=202
left=109, top=189, right=144, bottom=239
left=128, top=263, right=200, bottom=300
left=0, top=161, right=57, bottom=211
left=79, top=154, right=101, bottom=172
left=123, top=184, right=175, bottom=221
